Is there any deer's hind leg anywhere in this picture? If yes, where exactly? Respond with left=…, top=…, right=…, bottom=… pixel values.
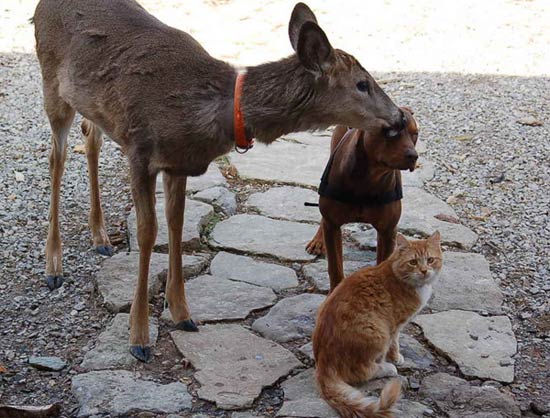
left=44, top=87, right=75, bottom=290
left=81, top=119, right=113, bottom=256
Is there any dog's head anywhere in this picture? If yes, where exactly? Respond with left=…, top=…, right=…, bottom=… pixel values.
left=363, top=106, right=419, bottom=172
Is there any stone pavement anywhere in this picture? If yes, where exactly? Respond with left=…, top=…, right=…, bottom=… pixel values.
left=72, top=131, right=519, bottom=417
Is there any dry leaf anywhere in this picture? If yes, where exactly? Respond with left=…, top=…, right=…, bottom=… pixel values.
left=73, top=143, right=86, bottom=154
left=453, top=134, right=474, bottom=141
left=517, top=116, right=543, bottom=127
left=434, top=214, right=461, bottom=224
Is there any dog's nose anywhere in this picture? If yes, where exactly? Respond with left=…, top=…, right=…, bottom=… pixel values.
left=406, top=149, right=418, bottom=163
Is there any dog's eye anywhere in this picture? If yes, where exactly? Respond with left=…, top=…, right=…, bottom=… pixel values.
left=356, top=80, right=370, bottom=93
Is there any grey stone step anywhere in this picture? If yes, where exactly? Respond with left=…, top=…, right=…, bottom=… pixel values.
left=80, top=313, right=158, bottom=371
left=210, top=251, right=299, bottom=290
left=419, top=373, right=521, bottom=417
left=128, top=197, right=214, bottom=252
left=95, top=252, right=209, bottom=313
left=71, top=370, right=191, bottom=417
left=171, top=324, right=301, bottom=409
left=252, top=294, right=325, bottom=343
left=161, top=275, right=276, bottom=323
left=246, top=186, right=321, bottom=223
left=210, top=214, right=317, bottom=262
left=413, top=310, right=517, bottom=383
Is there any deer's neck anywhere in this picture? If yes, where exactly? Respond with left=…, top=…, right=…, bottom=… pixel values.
left=240, top=56, right=327, bottom=143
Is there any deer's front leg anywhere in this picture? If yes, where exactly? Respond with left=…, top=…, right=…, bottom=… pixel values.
left=163, top=172, right=197, bottom=332
left=323, top=219, right=345, bottom=292
left=128, top=166, right=157, bottom=362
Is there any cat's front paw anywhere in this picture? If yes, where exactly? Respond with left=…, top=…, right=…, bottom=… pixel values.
left=395, top=353, right=405, bottom=366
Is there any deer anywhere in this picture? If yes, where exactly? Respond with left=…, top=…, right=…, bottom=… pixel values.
left=33, top=0, right=404, bottom=362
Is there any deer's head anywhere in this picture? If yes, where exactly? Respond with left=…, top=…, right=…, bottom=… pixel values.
left=289, top=3, right=402, bottom=134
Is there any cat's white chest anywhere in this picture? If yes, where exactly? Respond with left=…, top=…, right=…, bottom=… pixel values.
left=416, top=284, right=433, bottom=310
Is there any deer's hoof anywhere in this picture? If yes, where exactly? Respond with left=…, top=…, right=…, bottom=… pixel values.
left=46, top=275, right=64, bottom=290
left=96, top=245, right=114, bottom=257
left=129, top=345, right=151, bottom=363
left=176, top=319, right=199, bottom=332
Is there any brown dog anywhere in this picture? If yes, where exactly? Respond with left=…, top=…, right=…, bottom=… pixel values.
left=306, top=107, right=419, bottom=292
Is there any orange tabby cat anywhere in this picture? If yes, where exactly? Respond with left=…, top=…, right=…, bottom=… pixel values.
left=312, top=231, right=443, bottom=418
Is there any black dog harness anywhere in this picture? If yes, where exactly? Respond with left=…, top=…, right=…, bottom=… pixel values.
left=316, top=129, right=403, bottom=206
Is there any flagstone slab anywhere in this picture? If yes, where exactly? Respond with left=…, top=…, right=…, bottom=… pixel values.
left=400, top=187, right=478, bottom=249
left=96, top=252, right=209, bottom=313
left=431, top=252, right=503, bottom=314
left=71, top=370, right=191, bottom=417
left=193, top=186, right=237, bottom=216
left=277, top=368, right=427, bottom=418
left=413, top=311, right=517, bottom=382
left=401, top=157, right=435, bottom=187
left=210, top=214, right=317, bottom=262
left=128, top=197, right=214, bottom=252
left=419, top=373, right=521, bottom=417
left=302, top=259, right=371, bottom=292
left=156, top=164, right=227, bottom=195
left=80, top=314, right=158, bottom=370
left=171, top=324, right=301, bottom=409
left=230, top=141, right=329, bottom=187
left=252, top=294, right=325, bottom=343
left=161, top=275, right=276, bottom=322
left=246, top=186, right=321, bottom=223
left=210, top=251, right=299, bottom=290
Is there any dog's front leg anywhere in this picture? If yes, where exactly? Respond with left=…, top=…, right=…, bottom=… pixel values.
left=128, top=164, right=157, bottom=362
left=322, top=219, right=345, bottom=292
left=163, top=172, right=197, bottom=332
left=375, top=226, right=397, bottom=264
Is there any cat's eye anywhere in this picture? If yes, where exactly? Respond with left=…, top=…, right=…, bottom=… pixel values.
left=409, top=260, right=418, bottom=266
left=428, top=257, right=435, bottom=264
left=356, top=80, right=370, bottom=93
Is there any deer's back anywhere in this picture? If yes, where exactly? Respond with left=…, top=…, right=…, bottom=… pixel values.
left=33, top=0, right=234, bottom=151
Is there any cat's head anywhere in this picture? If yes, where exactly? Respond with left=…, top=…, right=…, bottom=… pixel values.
left=391, top=231, right=443, bottom=287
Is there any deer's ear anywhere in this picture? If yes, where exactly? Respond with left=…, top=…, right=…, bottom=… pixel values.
left=289, top=3, right=318, bottom=51
left=296, top=21, right=335, bottom=76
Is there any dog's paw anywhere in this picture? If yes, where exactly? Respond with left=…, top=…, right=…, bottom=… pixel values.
left=305, top=239, right=325, bottom=255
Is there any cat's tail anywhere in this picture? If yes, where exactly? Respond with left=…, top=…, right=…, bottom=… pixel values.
left=316, top=369, right=401, bottom=418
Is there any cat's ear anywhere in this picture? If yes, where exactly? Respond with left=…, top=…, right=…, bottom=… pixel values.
left=395, top=233, right=410, bottom=249
left=428, top=231, right=441, bottom=245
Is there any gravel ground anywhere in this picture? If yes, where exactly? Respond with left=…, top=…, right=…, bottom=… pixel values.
left=1, top=0, right=549, bottom=416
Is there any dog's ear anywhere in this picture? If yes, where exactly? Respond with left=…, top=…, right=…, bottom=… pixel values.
left=296, top=21, right=335, bottom=76
left=289, top=3, right=318, bottom=51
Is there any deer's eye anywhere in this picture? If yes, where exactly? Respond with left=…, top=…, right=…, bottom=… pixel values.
left=356, top=80, right=370, bottom=93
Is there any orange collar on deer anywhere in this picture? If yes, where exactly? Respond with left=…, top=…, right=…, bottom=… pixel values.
left=233, top=71, right=254, bottom=153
